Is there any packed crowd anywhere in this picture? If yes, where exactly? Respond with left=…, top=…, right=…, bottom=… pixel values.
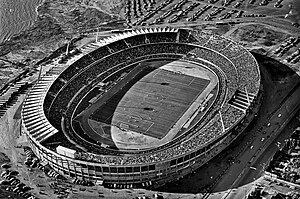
left=43, top=93, right=55, bottom=114
left=65, top=94, right=237, bottom=166
left=88, top=46, right=111, bottom=61
left=124, top=34, right=148, bottom=46
left=192, top=47, right=239, bottom=100
left=178, top=29, right=199, bottom=43
left=73, top=74, right=247, bottom=163
left=47, top=78, right=65, bottom=97
left=146, top=32, right=177, bottom=43
left=192, top=30, right=213, bottom=46
left=59, top=55, right=95, bottom=82
left=192, top=32, right=260, bottom=95
left=65, top=85, right=91, bottom=118
left=231, top=52, right=260, bottom=94
left=69, top=61, right=231, bottom=163
left=47, top=42, right=194, bottom=149
left=41, top=30, right=257, bottom=166
left=106, top=39, right=129, bottom=53
left=74, top=109, right=238, bottom=166
left=203, top=34, right=231, bottom=52
left=219, top=41, right=245, bottom=60
left=64, top=53, right=188, bottom=150
left=221, top=104, right=245, bottom=129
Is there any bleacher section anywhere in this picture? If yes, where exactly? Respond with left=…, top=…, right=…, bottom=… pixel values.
left=221, top=104, right=245, bottom=130
left=22, top=27, right=261, bottom=167
left=203, top=34, right=231, bottom=51
left=47, top=43, right=199, bottom=140
left=146, top=32, right=177, bottom=43
left=231, top=52, right=260, bottom=94
left=193, top=31, right=213, bottom=46
left=22, top=66, right=65, bottom=143
left=220, top=42, right=245, bottom=60
left=178, top=29, right=199, bottom=43
left=192, top=47, right=238, bottom=102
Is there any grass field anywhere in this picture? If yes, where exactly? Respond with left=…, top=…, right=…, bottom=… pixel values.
left=91, top=67, right=210, bottom=139
left=75, top=59, right=218, bottom=149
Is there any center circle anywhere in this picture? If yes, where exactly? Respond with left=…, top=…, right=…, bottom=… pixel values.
left=144, top=93, right=164, bottom=104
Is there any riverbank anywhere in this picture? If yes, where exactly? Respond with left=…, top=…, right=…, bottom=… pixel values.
left=0, top=0, right=124, bottom=89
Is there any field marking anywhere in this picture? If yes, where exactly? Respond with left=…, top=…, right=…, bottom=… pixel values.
left=119, top=105, right=153, bottom=121
left=144, top=122, right=154, bottom=134
left=160, top=60, right=211, bottom=80
left=162, top=78, right=211, bottom=139
left=183, top=93, right=214, bottom=129
left=92, top=107, right=144, bottom=124
left=117, top=88, right=172, bottom=138
left=188, top=78, right=195, bottom=86
left=143, top=93, right=165, bottom=104
left=90, top=61, right=214, bottom=141
left=103, top=114, right=113, bottom=123
left=115, top=109, right=145, bottom=121
left=140, top=77, right=209, bottom=139
left=138, top=72, right=210, bottom=139
left=128, top=114, right=142, bottom=121
left=118, top=122, right=138, bottom=130
left=88, top=119, right=108, bottom=138
left=115, top=120, right=155, bottom=135
left=152, top=69, right=195, bottom=86
left=111, top=111, right=154, bottom=134
left=152, top=69, right=160, bottom=79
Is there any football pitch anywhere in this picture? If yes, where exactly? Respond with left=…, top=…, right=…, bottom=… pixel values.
left=90, top=65, right=210, bottom=139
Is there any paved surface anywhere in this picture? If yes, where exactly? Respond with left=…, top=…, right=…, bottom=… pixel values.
left=156, top=50, right=300, bottom=197
left=211, top=86, right=300, bottom=199
left=203, top=75, right=300, bottom=198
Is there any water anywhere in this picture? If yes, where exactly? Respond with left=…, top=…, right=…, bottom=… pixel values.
left=0, top=0, right=43, bottom=44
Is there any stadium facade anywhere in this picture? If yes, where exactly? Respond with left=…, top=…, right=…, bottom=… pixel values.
left=21, top=27, right=262, bottom=188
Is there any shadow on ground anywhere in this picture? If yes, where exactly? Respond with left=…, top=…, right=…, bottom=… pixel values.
left=154, top=53, right=300, bottom=194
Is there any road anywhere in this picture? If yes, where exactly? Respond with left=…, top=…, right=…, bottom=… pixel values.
left=205, top=79, right=300, bottom=199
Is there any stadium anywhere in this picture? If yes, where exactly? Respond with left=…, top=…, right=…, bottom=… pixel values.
left=21, top=27, right=262, bottom=189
